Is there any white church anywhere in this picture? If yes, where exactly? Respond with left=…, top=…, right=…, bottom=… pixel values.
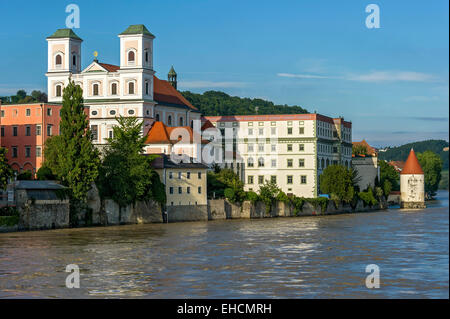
left=45, top=25, right=201, bottom=145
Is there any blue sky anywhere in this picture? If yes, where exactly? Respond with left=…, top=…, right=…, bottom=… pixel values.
left=0, top=0, right=448, bottom=147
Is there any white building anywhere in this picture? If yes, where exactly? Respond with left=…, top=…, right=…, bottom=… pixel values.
left=45, top=25, right=201, bottom=145
left=202, top=114, right=352, bottom=198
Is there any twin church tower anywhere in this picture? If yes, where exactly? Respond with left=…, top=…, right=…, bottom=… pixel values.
left=45, top=25, right=197, bottom=145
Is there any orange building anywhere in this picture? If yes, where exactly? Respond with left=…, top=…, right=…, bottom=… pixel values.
left=0, top=102, right=62, bottom=174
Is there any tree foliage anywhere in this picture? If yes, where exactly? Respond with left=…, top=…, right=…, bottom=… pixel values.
left=417, top=150, right=443, bottom=198
left=207, top=168, right=245, bottom=202
left=319, top=165, right=356, bottom=203
left=0, top=148, right=13, bottom=190
left=181, top=90, right=308, bottom=116
left=379, top=160, right=400, bottom=192
left=258, top=180, right=283, bottom=212
left=43, top=80, right=100, bottom=201
left=97, top=116, right=163, bottom=208
left=0, top=89, right=47, bottom=104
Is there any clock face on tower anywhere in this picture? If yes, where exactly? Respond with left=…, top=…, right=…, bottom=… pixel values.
left=407, top=176, right=418, bottom=201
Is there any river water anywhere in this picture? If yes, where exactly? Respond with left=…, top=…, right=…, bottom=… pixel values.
left=0, top=191, right=448, bottom=299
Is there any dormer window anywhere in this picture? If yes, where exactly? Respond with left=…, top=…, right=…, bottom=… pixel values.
left=55, top=54, right=62, bottom=67
left=93, top=83, right=99, bottom=96
left=128, top=81, right=135, bottom=95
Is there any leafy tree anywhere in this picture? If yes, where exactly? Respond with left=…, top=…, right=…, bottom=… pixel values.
left=43, top=80, right=100, bottom=201
left=320, top=165, right=356, bottom=204
left=379, top=160, right=399, bottom=192
left=207, top=168, right=245, bottom=201
left=417, top=151, right=443, bottom=198
left=97, top=116, right=161, bottom=214
left=0, top=148, right=13, bottom=190
left=258, top=180, right=282, bottom=212
left=17, top=171, right=32, bottom=180
left=207, top=171, right=226, bottom=199
left=245, top=191, right=259, bottom=203
left=224, top=188, right=236, bottom=202
left=383, top=179, right=392, bottom=197
left=36, top=165, right=56, bottom=180
left=181, top=90, right=308, bottom=116
left=16, top=90, right=27, bottom=101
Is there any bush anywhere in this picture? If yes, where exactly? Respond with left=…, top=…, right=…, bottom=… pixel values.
left=36, top=166, right=56, bottom=180
left=383, top=179, right=392, bottom=197
left=17, top=170, right=32, bottom=180
left=276, top=190, right=289, bottom=203
left=358, top=187, right=378, bottom=206
left=258, top=180, right=281, bottom=213
left=290, top=196, right=305, bottom=216
left=224, top=188, right=236, bottom=202
left=305, top=197, right=328, bottom=212
left=245, top=191, right=259, bottom=203
left=0, top=215, right=19, bottom=227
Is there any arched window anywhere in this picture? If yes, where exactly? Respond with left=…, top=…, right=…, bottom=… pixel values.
left=56, top=85, right=62, bottom=97
left=258, top=157, right=264, bottom=167
left=247, top=157, right=254, bottom=167
left=128, top=51, right=135, bottom=62
left=179, top=117, right=183, bottom=126
left=145, top=50, right=149, bottom=63
left=72, top=54, right=76, bottom=67
left=128, top=81, right=135, bottom=94
left=111, top=83, right=117, bottom=95
left=55, top=54, right=62, bottom=66
left=145, top=81, right=149, bottom=95
left=93, top=83, right=99, bottom=96
left=168, top=115, right=172, bottom=125
left=155, top=113, right=160, bottom=121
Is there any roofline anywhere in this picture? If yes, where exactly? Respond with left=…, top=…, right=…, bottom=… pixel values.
left=203, top=113, right=352, bottom=125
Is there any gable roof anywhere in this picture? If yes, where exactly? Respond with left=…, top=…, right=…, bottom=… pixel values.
left=153, top=76, right=197, bottom=111
left=99, top=63, right=120, bottom=72
left=47, top=28, right=82, bottom=41
left=352, top=139, right=377, bottom=157
left=145, top=121, right=209, bottom=145
left=119, top=24, right=155, bottom=38
left=401, top=149, right=424, bottom=175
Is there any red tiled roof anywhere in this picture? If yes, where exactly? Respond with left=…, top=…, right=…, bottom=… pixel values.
left=145, top=121, right=209, bottom=145
left=98, top=63, right=120, bottom=72
left=153, top=76, right=197, bottom=111
left=201, top=119, right=216, bottom=131
left=388, top=161, right=405, bottom=173
left=352, top=139, right=377, bottom=156
left=401, top=149, right=424, bottom=175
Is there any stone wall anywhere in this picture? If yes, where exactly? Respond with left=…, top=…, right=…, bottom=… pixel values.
left=166, top=204, right=208, bottom=222
left=18, top=201, right=70, bottom=230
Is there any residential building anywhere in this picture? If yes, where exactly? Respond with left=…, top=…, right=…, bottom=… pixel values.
left=202, top=113, right=352, bottom=198
left=0, top=102, right=62, bottom=174
left=352, top=139, right=380, bottom=191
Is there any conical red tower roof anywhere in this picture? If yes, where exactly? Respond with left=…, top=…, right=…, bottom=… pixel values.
left=401, top=148, right=424, bottom=175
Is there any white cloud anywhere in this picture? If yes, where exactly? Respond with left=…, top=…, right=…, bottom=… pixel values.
left=178, top=81, right=248, bottom=89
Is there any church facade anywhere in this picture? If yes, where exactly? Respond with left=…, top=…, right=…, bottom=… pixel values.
left=45, top=25, right=201, bottom=146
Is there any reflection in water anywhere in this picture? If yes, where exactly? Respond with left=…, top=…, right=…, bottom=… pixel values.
left=0, top=191, right=448, bottom=298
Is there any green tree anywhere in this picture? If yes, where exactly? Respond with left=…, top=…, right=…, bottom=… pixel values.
left=379, top=160, right=399, bottom=192
left=207, top=171, right=226, bottom=199
left=97, top=116, right=161, bottom=214
left=320, top=165, right=356, bottom=204
left=0, top=148, right=13, bottom=190
left=36, top=165, right=56, bottom=180
left=15, top=90, right=27, bottom=101
left=258, top=180, right=282, bottom=212
left=207, top=168, right=245, bottom=202
left=43, top=80, right=100, bottom=201
left=417, top=151, right=443, bottom=198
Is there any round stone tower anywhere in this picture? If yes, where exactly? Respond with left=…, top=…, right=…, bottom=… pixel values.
left=400, top=148, right=426, bottom=209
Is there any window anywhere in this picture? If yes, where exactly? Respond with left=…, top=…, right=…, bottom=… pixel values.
left=91, top=125, right=98, bottom=141
left=91, top=110, right=98, bottom=116
left=12, top=147, right=17, bottom=158
left=299, top=144, right=305, bottom=151
left=179, top=117, right=184, bottom=126
left=248, top=144, right=254, bottom=152
left=178, top=172, right=182, bottom=179
left=178, top=187, right=182, bottom=194
left=271, top=127, right=276, bottom=135
left=36, top=147, right=42, bottom=157
left=128, top=109, right=135, bottom=115
left=93, top=83, right=99, bottom=96
left=13, top=126, right=18, bottom=136
left=26, top=109, right=31, bottom=116
left=299, top=158, right=305, bottom=167
left=271, top=159, right=276, bottom=167
left=271, top=144, right=276, bottom=152
left=271, top=121, right=276, bottom=126
left=55, top=54, right=62, bottom=66
left=186, top=172, right=191, bottom=179
left=258, top=157, right=264, bottom=167
left=198, top=172, right=202, bottom=179
left=156, top=114, right=160, bottom=121
left=26, top=126, right=31, bottom=136
left=198, top=187, right=202, bottom=194
left=36, top=125, right=41, bottom=136
left=248, top=176, right=254, bottom=184
left=258, top=144, right=264, bottom=152
left=333, top=146, right=338, bottom=154
left=258, top=128, right=264, bottom=135
left=287, top=127, right=293, bottom=135
left=128, top=82, right=135, bottom=94
left=145, top=81, right=149, bottom=95
left=25, top=146, right=31, bottom=158
left=301, top=175, right=307, bottom=184
left=248, top=122, right=253, bottom=126
left=47, top=108, right=52, bottom=116
left=248, top=128, right=253, bottom=135
left=247, top=157, right=254, bottom=167
left=168, top=115, right=172, bottom=125
left=73, top=54, right=76, bottom=67
left=169, top=187, right=174, bottom=194
left=108, top=130, right=113, bottom=139
left=1, top=110, right=4, bottom=117
left=287, top=144, right=293, bottom=151
left=145, top=50, right=149, bottom=63
left=187, top=187, right=191, bottom=194
left=56, top=85, right=62, bottom=97
left=169, top=172, right=173, bottom=179
left=271, top=176, right=277, bottom=184
left=128, top=50, right=135, bottom=62
left=287, top=159, right=293, bottom=167
left=111, top=83, right=118, bottom=95
left=287, top=175, right=293, bottom=184
left=321, top=158, right=325, bottom=169
left=299, top=127, right=305, bottom=134
left=258, top=175, right=264, bottom=184
left=0, top=127, right=3, bottom=137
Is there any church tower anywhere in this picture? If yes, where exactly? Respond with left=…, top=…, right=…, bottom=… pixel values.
left=400, top=148, right=426, bottom=209
left=168, top=66, right=177, bottom=89
left=46, top=28, right=82, bottom=102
